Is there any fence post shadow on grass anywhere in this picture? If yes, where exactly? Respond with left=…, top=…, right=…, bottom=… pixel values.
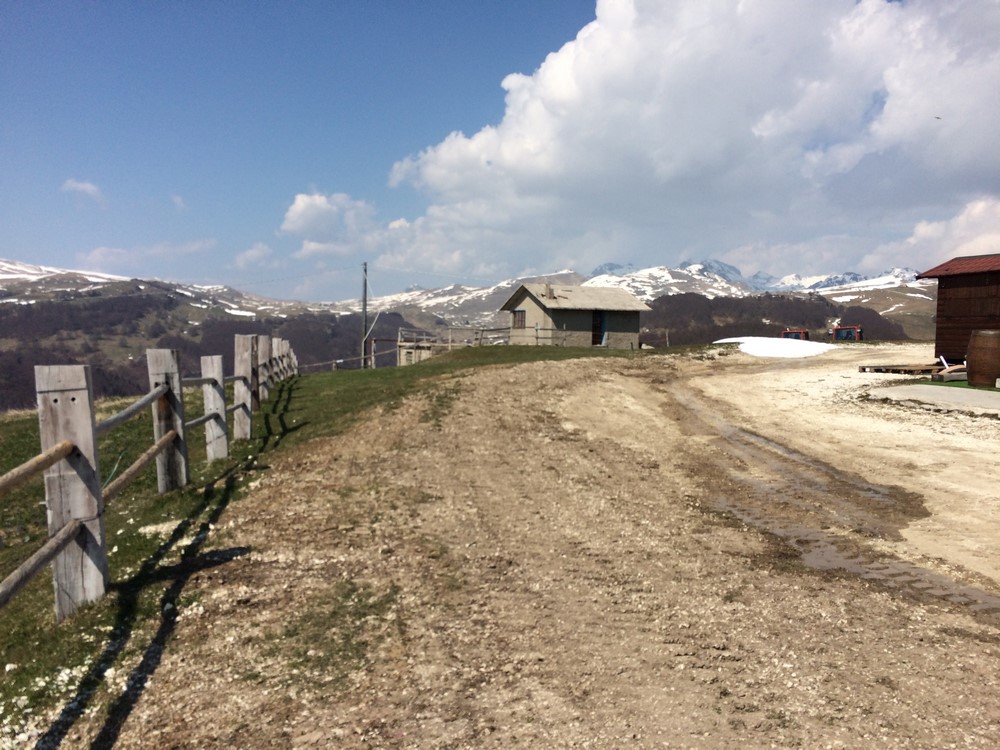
left=33, top=463, right=259, bottom=750
left=257, top=377, right=307, bottom=453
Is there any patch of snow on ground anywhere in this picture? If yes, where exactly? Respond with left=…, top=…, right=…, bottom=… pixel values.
left=831, top=295, right=860, bottom=302
left=714, top=336, right=837, bottom=358
left=224, top=308, right=256, bottom=317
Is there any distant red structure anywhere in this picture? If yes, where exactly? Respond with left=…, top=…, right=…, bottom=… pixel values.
left=831, top=325, right=863, bottom=342
left=780, top=329, right=809, bottom=340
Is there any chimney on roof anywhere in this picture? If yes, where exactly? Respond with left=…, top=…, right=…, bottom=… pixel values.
left=545, top=282, right=553, bottom=298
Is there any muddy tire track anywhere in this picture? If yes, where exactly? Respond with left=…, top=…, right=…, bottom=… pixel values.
left=664, top=382, right=1000, bottom=623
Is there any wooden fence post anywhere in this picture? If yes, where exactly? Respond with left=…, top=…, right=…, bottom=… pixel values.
left=34, top=365, right=108, bottom=621
left=233, top=334, right=255, bottom=440
left=201, top=354, right=228, bottom=461
left=147, top=349, right=188, bottom=493
left=256, top=334, right=271, bottom=402
left=271, top=337, right=284, bottom=382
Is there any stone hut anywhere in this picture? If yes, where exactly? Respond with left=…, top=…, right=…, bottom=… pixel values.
left=500, top=283, right=650, bottom=349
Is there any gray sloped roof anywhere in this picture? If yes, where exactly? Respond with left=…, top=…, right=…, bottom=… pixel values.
left=500, top=283, right=651, bottom=312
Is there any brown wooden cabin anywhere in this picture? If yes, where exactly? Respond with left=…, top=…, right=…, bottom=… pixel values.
left=917, top=253, right=1000, bottom=361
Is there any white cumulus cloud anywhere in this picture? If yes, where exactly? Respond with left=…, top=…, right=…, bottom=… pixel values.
left=61, top=178, right=106, bottom=205
left=282, top=193, right=376, bottom=238
left=863, top=198, right=1000, bottom=274
left=379, top=0, right=1000, bottom=281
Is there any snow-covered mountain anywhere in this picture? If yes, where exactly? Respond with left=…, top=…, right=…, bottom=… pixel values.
left=0, top=258, right=127, bottom=285
left=0, top=256, right=935, bottom=333
left=585, top=260, right=752, bottom=301
left=329, top=270, right=586, bottom=327
left=584, top=261, right=928, bottom=302
left=590, top=262, right=637, bottom=277
left=0, top=258, right=301, bottom=320
left=324, top=260, right=932, bottom=329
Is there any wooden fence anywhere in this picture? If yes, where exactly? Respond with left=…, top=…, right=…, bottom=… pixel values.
left=0, top=333, right=297, bottom=622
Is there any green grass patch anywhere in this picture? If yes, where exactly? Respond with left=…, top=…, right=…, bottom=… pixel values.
left=273, top=580, right=400, bottom=685
left=920, top=378, right=1000, bottom=392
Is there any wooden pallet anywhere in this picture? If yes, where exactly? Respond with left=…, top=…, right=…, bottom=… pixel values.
left=858, top=363, right=945, bottom=374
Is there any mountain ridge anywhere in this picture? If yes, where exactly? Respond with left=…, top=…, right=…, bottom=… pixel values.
left=0, top=256, right=934, bottom=411
left=0, top=256, right=935, bottom=336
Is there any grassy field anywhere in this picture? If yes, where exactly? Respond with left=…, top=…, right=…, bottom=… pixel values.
left=0, top=345, right=642, bottom=741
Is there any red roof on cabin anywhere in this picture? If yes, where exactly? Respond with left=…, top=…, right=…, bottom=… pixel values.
left=917, top=253, right=1000, bottom=279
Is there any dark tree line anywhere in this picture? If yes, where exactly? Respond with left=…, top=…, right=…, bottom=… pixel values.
left=0, top=294, right=178, bottom=341
left=0, top=306, right=413, bottom=411
left=640, top=293, right=908, bottom=346
left=0, top=344, right=149, bottom=412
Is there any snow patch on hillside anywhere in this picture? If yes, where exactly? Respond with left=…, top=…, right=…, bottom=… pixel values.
left=715, top=337, right=837, bottom=358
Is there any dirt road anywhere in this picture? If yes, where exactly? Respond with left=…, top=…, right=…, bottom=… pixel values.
left=48, top=343, right=1000, bottom=748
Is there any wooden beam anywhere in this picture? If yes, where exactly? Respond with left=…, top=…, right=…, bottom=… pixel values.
left=146, top=349, right=188, bottom=493
left=34, top=365, right=108, bottom=621
left=201, top=355, right=228, bottom=461
left=233, top=334, right=255, bottom=440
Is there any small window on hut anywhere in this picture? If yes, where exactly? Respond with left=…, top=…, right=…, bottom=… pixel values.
left=512, top=310, right=526, bottom=329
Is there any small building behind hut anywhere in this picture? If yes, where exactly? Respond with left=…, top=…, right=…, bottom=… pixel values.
left=500, top=283, right=650, bottom=349
left=917, top=253, right=1000, bottom=361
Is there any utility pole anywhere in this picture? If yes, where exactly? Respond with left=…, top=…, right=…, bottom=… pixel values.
left=361, top=262, right=368, bottom=369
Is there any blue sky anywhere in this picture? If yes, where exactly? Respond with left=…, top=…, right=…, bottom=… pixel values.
left=3, top=0, right=1000, bottom=302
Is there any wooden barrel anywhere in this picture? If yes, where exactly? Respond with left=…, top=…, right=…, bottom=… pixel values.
left=966, top=330, right=1000, bottom=388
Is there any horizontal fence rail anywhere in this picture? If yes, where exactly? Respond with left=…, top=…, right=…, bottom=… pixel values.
left=0, top=334, right=297, bottom=622
left=103, top=429, right=177, bottom=504
left=185, top=412, right=216, bottom=430
left=0, top=439, right=75, bottom=497
left=0, top=519, right=82, bottom=609
left=95, top=383, right=169, bottom=438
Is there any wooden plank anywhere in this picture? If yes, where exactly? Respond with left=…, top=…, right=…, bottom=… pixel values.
left=201, top=354, right=228, bottom=461
left=256, top=334, right=272, bottom=402
left=34, top=365, right=108, bottom=621
left=147, top=349, right=188, bottom=493
left=233, top=334, right=255, bottom=440
left=272, top=336, right=285, bottom=381
left=858, top=364, right=944, bottom=374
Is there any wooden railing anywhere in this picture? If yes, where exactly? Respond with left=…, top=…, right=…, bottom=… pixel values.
left=0, top=333, right=298, bottom=621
